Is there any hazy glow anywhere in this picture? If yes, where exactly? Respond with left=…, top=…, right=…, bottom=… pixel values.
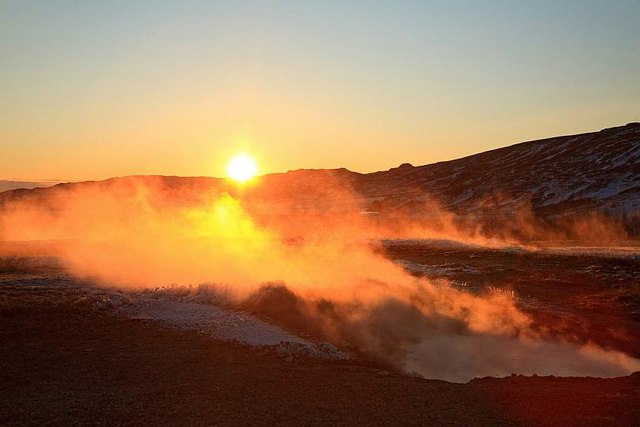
left=227, top=154, right=258, bottom=182
left=1, top=177, right=638, bottom=381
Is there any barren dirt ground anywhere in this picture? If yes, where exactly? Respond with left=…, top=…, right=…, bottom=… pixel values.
left=1, top=274, right=639, bottom=427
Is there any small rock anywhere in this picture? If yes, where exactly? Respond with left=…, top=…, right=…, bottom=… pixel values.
left=318, top=342, right=338, bottom=354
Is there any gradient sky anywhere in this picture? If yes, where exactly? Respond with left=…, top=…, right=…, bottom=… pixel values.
left=1, top=0, right=639, bottom=181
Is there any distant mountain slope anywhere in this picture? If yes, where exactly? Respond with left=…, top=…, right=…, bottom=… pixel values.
left=354, top=122, right=640, bottom=216
left=1, top=123, right=638, bottom=220
left=0, top=180, right=59, bottom=193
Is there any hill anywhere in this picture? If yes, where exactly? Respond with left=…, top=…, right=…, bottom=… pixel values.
left=353, top=122, right=640, bottom=217
left=1, top=123, right=639, bottom=240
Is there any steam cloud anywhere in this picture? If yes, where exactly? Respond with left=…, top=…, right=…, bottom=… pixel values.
left=1, top=175, right=638, bottom=382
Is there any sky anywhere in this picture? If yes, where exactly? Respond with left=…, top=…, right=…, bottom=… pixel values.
left=1, top=0, right=639, bottom=181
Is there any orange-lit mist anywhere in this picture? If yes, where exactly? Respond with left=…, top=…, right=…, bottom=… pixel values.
left=0, top=174, right=638, bottom=381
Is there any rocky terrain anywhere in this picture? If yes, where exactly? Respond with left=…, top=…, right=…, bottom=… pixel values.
left=354, top=122, right=640, bottom=216
left=1, top=277, right=639, bottom=426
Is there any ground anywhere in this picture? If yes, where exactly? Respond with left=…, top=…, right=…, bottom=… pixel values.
left=1, top=279, right=639, bottom=426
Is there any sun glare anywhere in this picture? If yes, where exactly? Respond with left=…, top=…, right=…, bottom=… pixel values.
left=227, top=154, right=258, bottom=183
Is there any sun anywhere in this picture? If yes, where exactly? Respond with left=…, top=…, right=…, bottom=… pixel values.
left=227, top=154, right=258, bottom=183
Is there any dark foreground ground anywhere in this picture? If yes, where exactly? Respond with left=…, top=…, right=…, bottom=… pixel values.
left=1, top=282, right=639, bottom=427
